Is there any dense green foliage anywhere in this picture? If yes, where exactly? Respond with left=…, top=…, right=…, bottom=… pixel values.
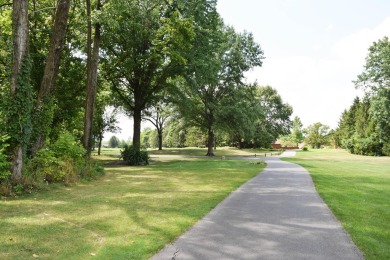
left=337, top=37, right=390, bottom=156
left=141, top=128, right=158, bottom=149
left=280, top=116, right=304, bottom=147
left=304, top=122, right=330, bottom=149
left=251, top=86, right=292, bottom=148
left=27, top=133, right=86, bottom=184
left=0, top=135, right=10, bottom=182
left=121, top=145, right=149, bottom=166
left=336, top=96, right=386, bottom=156
left=1, top=0, right=292, bottom=191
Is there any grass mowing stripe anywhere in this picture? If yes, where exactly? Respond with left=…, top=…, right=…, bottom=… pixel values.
left=283, top=149, right=390, bottom=260
left=0, top=159, right=265, bottom=259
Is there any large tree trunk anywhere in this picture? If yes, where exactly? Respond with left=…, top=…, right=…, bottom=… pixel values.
left=158, top=130, right=163, bottom=150
left=31, top=0, right=71, bottom=155
left=83, top=0, right=102, bottom=156
left=133, top=107, right=142, bottom=148
left=10, top=0, right=29, bottom=182
left=206, top=128, right=215, bottom=156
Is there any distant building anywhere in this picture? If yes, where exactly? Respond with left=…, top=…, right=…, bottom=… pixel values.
left=272, top=139, right=299, bottom=150
left=271, top=139, right=282, bottom=149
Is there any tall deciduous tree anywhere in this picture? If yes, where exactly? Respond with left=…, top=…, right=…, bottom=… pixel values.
left=304, top=122, right=330, bottom=149
left=253, top=86, right=292, bottom=148
left=83, top=0, right=104, bottom=156
left=290, top=116, right=304, bottom=146
left=101, top=0, right=193, bottom=149
left=280, top=116, right=303, bottom=147
left=31, top=0, right=71, bottom=155
left=180, top=2, right=264, bottom=155
left=9, top=0, right=31, bottom=181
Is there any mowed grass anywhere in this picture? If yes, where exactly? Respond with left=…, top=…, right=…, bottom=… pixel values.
left=0, top=159, right=265, bottom=259
left=283, top=149, right=390, bottom=260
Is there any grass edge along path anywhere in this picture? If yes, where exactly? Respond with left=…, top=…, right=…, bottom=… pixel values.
left=283, top=149, right=390, bottom=260
left=0, top=159, right=265, bottom=259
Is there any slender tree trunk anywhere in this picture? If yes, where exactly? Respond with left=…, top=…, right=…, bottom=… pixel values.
left=83, top=0, right=102, bottom=156
left=98, top=134, right=103, bottom=155
left=133, top=107, right=142, bottom=148
left=206, top=128, right=215, bottom=156
left=31, top=0, right=71, bottom=155
left=10, top=0, right=29, bottom=182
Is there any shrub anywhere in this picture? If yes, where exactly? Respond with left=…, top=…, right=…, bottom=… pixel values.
left=382, top=143, right=390, bottom=156
left=302, top=146, right=308, bottom=151
left=27, top=132, right=86, bottom=184
left=121, top=145, right=149, bottom=166
left=342, top=138, right=355, bottom=153
left=50, top=132, right=85, bottom=163
left=27, top=148, right=59, bottom=183
left=80, top=160, right=105, bottom=180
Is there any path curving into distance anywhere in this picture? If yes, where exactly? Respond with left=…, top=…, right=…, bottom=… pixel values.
left=151, top=151, right=363, bottom=260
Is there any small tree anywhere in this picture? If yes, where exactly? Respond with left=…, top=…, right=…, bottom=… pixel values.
left=108, top=135, right=120, bottom=148
left=304, top=122, right=330, bottom=149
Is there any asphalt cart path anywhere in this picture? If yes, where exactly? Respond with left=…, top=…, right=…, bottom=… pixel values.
left=151, top=152, right=363, bottom=260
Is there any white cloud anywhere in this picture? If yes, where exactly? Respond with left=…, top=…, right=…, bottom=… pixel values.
left=249, top=17, right=390, bottom=129
left=325, top=24, right=334, bottom=32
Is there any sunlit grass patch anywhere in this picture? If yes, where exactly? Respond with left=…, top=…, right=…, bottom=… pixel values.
left=0, top=159, right=264, bottom=259
left=283, top=149, right=390, bottom=260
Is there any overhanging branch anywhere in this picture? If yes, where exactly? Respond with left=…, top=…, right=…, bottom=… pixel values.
left=0, top=3, right=12, bottom=8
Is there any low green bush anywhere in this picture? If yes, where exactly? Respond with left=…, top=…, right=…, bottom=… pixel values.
left=27, top=133, right=85, bottom=184
left=121, top=145, right=149, bottom=166
left=382, top=143, right=390, bottom=156
left=302, top=146, right=308, bottom=151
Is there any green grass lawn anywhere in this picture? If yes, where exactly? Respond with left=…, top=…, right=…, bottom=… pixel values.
left=283, top=149, right=390, bottom=260
left=0, top=158, right=265, bottom=259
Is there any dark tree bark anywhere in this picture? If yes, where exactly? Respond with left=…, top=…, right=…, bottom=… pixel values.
left=31, top=0, right=71, bottom=155
left=158, top=131, right=163, bottom=150
left=133, top=107, right=142, bottom=148
left=83, top=0, right=102, bottom=156
left=97, top=133, right=103, bottom=156
left=10, top=0, right=29, bottom=181
left=206, top=128, right=215, bottom=156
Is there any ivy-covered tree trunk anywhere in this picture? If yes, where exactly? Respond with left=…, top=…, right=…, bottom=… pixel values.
left=83, top=0, right=102, bottom=156
left=10, top=0, right=31, bottom=181
left=206, top=128, right=215, bottom=156
left=31, top=0, right=70, bottom=156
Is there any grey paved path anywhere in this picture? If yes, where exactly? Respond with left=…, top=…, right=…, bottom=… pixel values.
left=151, top=152, right=363, bottom=260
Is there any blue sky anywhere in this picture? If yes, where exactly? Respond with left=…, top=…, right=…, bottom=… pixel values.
left=107, top=0, right=390, bottom=141
left=217, top=0, right=390, bottom=128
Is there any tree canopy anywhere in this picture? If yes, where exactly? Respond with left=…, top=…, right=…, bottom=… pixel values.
left=0, top=0, right=299, bottom=193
